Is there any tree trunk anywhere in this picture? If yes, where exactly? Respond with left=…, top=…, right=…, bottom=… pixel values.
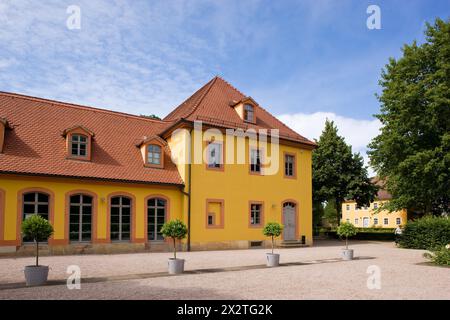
left=35, top=239, right=39, bottom=267
left=271, top=235, right=274, bottom=255
left=173, top=238, right=177, bottom=260
left=345, top=237, right=348, bottom=250
left=336, top=199, right=342, bottom=226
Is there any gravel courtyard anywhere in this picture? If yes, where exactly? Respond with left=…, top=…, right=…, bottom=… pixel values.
left=0, top=240, right=448, bottom=300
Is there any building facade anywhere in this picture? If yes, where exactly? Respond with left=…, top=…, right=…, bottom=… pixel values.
left=341, top=181, right=407, bottom=228
left=0, top=77, right=315, bottom=254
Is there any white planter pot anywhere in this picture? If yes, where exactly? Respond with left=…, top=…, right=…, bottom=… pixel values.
left=266, top=253, right=280, bottom=267
left=168, top=258, right=185, bottom=274
left=24, top=265, right=49, bottom=286
left=341, top=249, right=354, bottom=261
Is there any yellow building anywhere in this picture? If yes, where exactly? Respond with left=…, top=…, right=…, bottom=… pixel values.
left=0, top=77, right=316, bottom=254
left=341, top=182, right=407, bottom=228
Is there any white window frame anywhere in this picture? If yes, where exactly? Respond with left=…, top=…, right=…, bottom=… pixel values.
left=384, top=218, right=389, bottom=225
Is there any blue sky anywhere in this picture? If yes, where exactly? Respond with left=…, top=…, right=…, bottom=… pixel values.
left=0, top=0, right=449, bottom=172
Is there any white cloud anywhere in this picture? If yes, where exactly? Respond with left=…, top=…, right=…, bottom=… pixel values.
left=277, top=112, right=381, bottom=175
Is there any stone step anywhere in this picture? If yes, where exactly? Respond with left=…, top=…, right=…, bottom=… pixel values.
left=279, top=241, right=308, bottom=248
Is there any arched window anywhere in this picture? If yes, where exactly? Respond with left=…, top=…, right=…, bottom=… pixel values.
left=22, top=192, right=50, bottom=242
left=110, top=196, right=131, bottom=241
left=69, top=194, right=92, bottom=242
left=147, top=198, right=166, bottom=241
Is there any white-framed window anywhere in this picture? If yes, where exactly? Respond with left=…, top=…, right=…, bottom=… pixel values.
left=346, top=218, right=350, bottom=223
left=250, top=203, right=262, bottom=225
left=22, top=192, right=50, bottom=242
left=374, top=218, right=378, bottom=225
left=396, top=217, right=401, bottom=225
left=147, top=144, right=161, bottom=165
left=69, top=194, right=93, bottom=242
left=207, top=142, right=222, bottom=169
left=110, top=196, right=131, bottom=241
left=383, top=218, right=389, bottom=225
left=244, top=104, right=254, bottom=122
left=250, top=149, right=261, bottom=173
left=70, top=134, right=88, bottom=157
left=346, top=204, right=350, bottom=211
left=354, top=218, right=359, bottom=225
left=284, top=154, right=295, bottom=177
left=373, top=202, right=378, bottom=209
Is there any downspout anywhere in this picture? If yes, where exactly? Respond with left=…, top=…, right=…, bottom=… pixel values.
left=182, top=128, right=193, bottom=252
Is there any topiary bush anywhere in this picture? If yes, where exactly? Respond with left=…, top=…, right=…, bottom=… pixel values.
left=336, top=222, right=358, bottom=250
left=398, top=216, right=450, bottom=249
left=423, top=245, right=450, bottom=266
left=21, top=215, right=54, bottom=266
left=161, top=219, right=188, bottom=259
left=263, top=222, right=284, bottom=254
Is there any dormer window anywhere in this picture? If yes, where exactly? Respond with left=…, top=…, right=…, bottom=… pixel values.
left=231, top=97, right=257, bottom=124
left=0, top=117, right=10, bottom=153
left=147, top=144, right=161, bottom=165
left=138, top=135, right=165, bottom=169
left=63, top=125, right=94, bottom=161
left=70, top=134, right=88, bottom=157
left=244, top=104, right=254, bottom=123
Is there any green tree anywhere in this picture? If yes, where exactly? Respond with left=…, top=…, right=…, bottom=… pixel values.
left=323, top=198, right=338, bottom=227
left=313, top=120, right=377, bottom=224
left=140, top=114, right=161, bottom=120
left=336, top=222, right=358, bottom=250
left=262, top=222, right=284, bottom=254
left=161, top=219, right=188, bottom=259
left=368, top=18, right=450, bottom=216
left=21, top=215, right=54, bottom=266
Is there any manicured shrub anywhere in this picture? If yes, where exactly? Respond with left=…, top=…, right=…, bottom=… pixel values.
left=263, top=222, right=283, bottom=254
left=21, top=215, right=54, bottom=266
left=423, top=245, right=450, bottom=266
left=161, top=219, right=188, bottom=259
left=398, top=216, right=450, bottom=249
left=336, top=222, right=358, bottom=249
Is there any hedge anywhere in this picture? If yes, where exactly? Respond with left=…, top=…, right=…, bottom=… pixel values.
left=326, top=229, right=396, bottom=241
left=398, top=216, right=450, bottom=250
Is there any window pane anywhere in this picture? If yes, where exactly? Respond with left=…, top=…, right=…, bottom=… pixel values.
left=71, top=195, right=81, bottom=204
left=38, top=204, right=48, bottom=214
left=37, top=193, right=48, bottom=203
left=157, top=199, right=165, bottom=207
left=111, top=215, right=119, bottom=224
left=23, top=193, right=35, bottom=202
left=111, top=207, right=120, bottom=216
left=23, top=204, right=36, bottom=215
left=121, top=224, right=130, bottom=232
left=122, top=197, right=131, bottom=206
left=122, top=215, right=130, bottom=224
left=79, top=136, right=87, bottom=142
left=121, top=233, right=130, bottom=240
left=82, top=196, right=92, bottom=205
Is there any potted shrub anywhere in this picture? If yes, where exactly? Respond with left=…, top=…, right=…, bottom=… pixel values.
left=336, top=222, right=358, bottom=260
left=161, top=219, right=188, bottom=274
left=21, top=215, right=54, bottom=286
left=263, top=222, right=283, bottom=267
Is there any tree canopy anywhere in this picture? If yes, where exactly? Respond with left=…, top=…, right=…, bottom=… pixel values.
left=368, top=18, right=450, bottom=216
left=313, top=120, right=377, bottom=223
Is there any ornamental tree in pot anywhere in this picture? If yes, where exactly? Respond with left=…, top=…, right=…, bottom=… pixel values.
left=336, top=222, right=358, bottom=260
left=21, top=215, right=54, bottom=286
left=161, top=219, right=188, bottom=274
left=263, top=222, right=284, bottom=267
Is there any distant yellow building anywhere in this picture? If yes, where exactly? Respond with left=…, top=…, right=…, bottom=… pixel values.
left=341, top=181, right=407, bottom=228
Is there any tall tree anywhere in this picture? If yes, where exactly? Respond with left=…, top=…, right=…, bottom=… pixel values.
left=368, top=18, right=450, bottom=216
left=313, top=120, right=377, bottom=224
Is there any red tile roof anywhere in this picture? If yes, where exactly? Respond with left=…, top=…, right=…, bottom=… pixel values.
left=164, top=76, right=316, bottom=147
left=371, top=177, right=392, bottom=200
left=0, top=92, right=183, bottom=185
left=0, top=76, right=315, bottom=184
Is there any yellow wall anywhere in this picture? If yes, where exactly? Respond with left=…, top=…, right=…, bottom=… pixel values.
left=0, top=175, right=183, bottom=242
left=1, top=129, right=314, bottom=248
left=341, top=200, right=407, bottom=228
left=189, top=131, right=313, bottom=245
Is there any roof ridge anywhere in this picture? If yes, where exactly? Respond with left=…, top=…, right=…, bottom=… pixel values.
left=181, top=76, right=219, bottom=120
left=215, top=76, right=246, bottom=97
left=0, top=91, right=171, bottom=125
